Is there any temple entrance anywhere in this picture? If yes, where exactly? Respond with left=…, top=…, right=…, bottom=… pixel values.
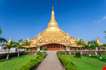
left=40, top=43, right=66, bottom=51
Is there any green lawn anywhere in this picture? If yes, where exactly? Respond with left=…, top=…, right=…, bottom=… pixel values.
left=58, top=54, right=106, bottom=70
left=0, top=55, right=32, bottom=70
left=0, top=52, right=46, bottom=70
left=71, top=56, right=106, bottom=70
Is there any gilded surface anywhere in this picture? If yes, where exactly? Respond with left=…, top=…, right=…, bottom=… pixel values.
left=30, top=6, right=77, bottom=47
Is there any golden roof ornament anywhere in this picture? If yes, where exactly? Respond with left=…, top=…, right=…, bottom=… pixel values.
left=46, top=2, right=61, bottom=32
left=48, top=4, right=58, bottom=27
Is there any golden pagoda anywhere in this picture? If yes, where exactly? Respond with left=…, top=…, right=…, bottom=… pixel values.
left=30, top=3, right=77, bottom=50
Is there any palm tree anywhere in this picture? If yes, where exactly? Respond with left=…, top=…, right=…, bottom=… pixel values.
left=87, top=40, right=99, bottom=49
left=6, top=40, right=15, bottom=59
left=76, top=39, right=87, bottom=47
left=23, top=39, right=31, bottom=46
left=22, top=39, right=31, bottom=53
left=15, top=39, right=25, bottom=56
left=16, top=39, right=30, bottom=56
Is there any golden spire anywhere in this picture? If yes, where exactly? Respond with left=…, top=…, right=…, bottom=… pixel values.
left=30, top=0, right=77, bottom=48
left=48, top=0, right=58, bottom=28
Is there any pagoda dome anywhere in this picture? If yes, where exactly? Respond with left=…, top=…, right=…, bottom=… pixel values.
left=30, top=5, right=77, bottom=47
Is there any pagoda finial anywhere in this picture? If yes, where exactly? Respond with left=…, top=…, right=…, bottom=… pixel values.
left=51, top=0, right=55, bottom=21
left=52, top=0, right=54, bottom=11
left=48, top=0, right=58, bottom=28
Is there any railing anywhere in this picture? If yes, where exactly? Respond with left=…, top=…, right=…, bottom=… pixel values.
left=67, top=49, right=106, bottom=56
left=0, top=49, right=27, bottom=59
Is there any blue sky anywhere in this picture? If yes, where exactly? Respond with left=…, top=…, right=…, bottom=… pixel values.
left=0, top=0, right=106, bottom=43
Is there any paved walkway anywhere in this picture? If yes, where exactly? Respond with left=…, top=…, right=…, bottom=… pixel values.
left=36, top=51, right=65, bottom=70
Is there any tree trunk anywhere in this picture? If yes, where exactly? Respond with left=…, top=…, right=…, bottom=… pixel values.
left=6, top=49, right=10, bottom=60
left=18, top=51, right=20, bottom=57
left=17, top=48, right=20, bottom=57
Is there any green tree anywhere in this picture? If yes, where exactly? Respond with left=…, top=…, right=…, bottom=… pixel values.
left=6, top=40, right=15, bottom=59
left=16, top=39, right=31, bottom=56
left=23, top=39, right=31, bottom=47
left=87, top=40, right=99, bottom=49
left=22, top=39, right=31, bottom=52
left=76, top=39, right=87, bottom=47
left=16, top=39, right=25, bottom=56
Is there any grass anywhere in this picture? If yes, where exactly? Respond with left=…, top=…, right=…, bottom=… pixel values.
left=57, top=52, right=106, bottom=70
left=71, top=56, right=106, bottom=70
left=0, top=52, right=46, bottom=70
left=0, top=55, right=32, bottom=70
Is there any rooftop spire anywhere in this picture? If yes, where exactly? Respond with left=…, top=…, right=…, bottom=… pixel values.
left=48, top=0, right=58, bottom=28
left=52, top=0, right=54, bottom=11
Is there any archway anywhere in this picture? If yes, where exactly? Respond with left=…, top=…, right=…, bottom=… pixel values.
left=40, top=43, right=66, bottom=51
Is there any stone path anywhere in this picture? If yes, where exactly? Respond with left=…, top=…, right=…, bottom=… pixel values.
left=36, top=51, right=65, bottom=70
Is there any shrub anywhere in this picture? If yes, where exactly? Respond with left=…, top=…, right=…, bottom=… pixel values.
left=20, top=52, right=46, bottom=70
left=57, top=52, right=77, bottom=70
left=98, top=55, right=106, bottom=62
left=75, top=52, right=81, bottom=58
